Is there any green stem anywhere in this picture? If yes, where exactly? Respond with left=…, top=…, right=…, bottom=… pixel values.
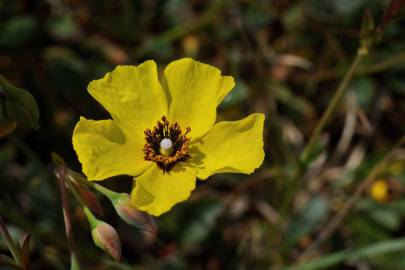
left=67, top=171, right=121, bottom=202
left=91, top=183, right=121, bottom=202
left=0, top=215, right=23, bottom=266
left=83, top=207, right=100, bottom=230
left=300, top=50, right=366, bottom=163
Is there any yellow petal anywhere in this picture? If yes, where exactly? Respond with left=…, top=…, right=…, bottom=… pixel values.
left=130, top=165, right=197, bottom=216
left=88, top=61, right=167, bottom=139
left=193, top=113, right=265, bottom=180
left=72, top=117, right=151, bottom=180
left=163, top=58, right=234, bottom=140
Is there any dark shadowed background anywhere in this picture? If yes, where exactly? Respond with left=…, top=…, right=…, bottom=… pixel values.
left=1, top=0, right=405, bottom=269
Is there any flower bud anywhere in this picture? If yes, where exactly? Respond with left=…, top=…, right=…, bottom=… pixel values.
left=114, top=194, right=157, bottom=233
left=91, top=222, right=121, bottom=262
left=84, top=207, right=121, bottom=261
left=92, top=184, right=157, bottom=233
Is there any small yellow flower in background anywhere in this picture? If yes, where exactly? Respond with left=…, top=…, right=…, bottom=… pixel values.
left=370, top=179, right=389, bottom=202
left=182, top=35, right=200, bottom=56
left=72, top=58, right=265, bottom=216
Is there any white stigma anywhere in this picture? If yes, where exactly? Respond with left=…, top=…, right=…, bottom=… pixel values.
left=160, top=138, right=173, bottom=151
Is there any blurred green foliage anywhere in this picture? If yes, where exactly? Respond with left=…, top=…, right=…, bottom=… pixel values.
left=0, top=0, right=404, bottom=269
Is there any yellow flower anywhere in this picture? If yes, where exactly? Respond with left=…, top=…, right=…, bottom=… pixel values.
left=72, top=58, right=265, bottom=216
left=370, top=179, right=389, bottom=202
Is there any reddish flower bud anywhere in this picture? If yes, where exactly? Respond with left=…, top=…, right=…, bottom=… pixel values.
left=92, top=184, right=157, bottom=233
left=91, top=222, right=121, bottom=262
left=114, top=194, right=157, bottom=233
left=84, top=207, right=121, bottom=262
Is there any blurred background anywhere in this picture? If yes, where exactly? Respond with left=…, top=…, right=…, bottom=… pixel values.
left=0, top=0, right=405, bottom=269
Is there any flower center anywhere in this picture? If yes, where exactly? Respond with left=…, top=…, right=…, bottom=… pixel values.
left=143, top=116, right=191, bottom=172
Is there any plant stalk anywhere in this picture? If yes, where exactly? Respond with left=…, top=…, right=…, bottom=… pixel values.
left=57, top=166, right=80, bottom=269
left=300, top=50, right=367, bottom=163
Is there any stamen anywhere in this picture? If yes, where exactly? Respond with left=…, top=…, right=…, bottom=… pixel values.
left=143, top=116, right=191, bottom=172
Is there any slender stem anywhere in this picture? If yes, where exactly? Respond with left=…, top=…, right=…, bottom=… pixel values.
left=0, top=215, right=23, bottom=265
left=57, top=167, right=80, bottom=268
left=300, top=50, right=366, bottom=163
left=82, top=207, right=99, bottom=229
left=92, top=183, right=121, bottom=201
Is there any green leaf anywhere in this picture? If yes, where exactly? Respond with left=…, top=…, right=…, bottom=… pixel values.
left=46, top=15, right=80, bottom=40
left=0, top=75, right=39, bottom=130
left=180, top=200, right=223, bottom=246
left=219, top=80, right=248, bottom=109
left=352, top=77, right=376, bottom=109
left=284, top=237, right=405, bottom=270
left=284, top=197, right=329, bottom=248
left=299, top=138, right=326, bottom=167
left=370, top=209, right=401, bottom=231
left=357, top=199, right=401, bottom=231
left=0, top=15, right=37, bottom=47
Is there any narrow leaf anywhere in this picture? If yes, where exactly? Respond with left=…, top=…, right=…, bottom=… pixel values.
left=285, top=237, right=405, bottom=270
